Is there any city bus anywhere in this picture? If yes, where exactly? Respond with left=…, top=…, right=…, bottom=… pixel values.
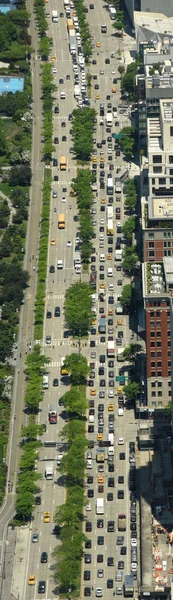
left=60, top=156, right=67, bottom=171
left=61, top=357, right=68, bottom=376
left=58, top=214, right=65, bottom=229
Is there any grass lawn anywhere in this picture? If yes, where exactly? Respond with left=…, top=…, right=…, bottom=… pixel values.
left=0, top=182, right=12, bottom=197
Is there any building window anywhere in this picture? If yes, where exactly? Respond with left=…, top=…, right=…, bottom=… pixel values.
left=156, top=332, right=161, bottom=337
left=168, top=381, right=171, bottom=386
left=150, top=311, right=154, bottom=316
left=164, top=251, right=167, bottom=256
left=157, top=352, right=161, bottom=357
left=170, top=127, right=173, bottom=136
left=149, top=251, right=154, bottom=257
left=150, top=322, right=155, bottom=328
left=153, top=166, right=162, bottom=173
left=150, top=332, right=155, bottom=337
left=164, top=232, right=167, bottom=238
left=167, top=242, right=171, bottom=248
left=157, top=381, right=162, bottom=387
left=168, top=370, right=171, bottom=376
left=158, top=401, right=162, bottom=407
left=170, top=179, right=173, bottom=185
left=170, top=169, right=173, bottom=175
left=153, top=155, right=162, bottom=163
left=157, top=371, right=162, bottom=376
left=158, top=391, right=162, bottom=397
left=156, top=342, right=161, bottom=347
left=148, top=233, right=154, bottom=239
left=156, top=311, right=160, bottom=316
left=151, top=362, right=155, bottom=367
left=159, top=178, right=166, bottom=185
left=168, top=250, right=171, bottom=256
left=169, top=156, right=173, bottom=163
left=151, top=392, right=156, bottom=397
left=164, top=242, right=167, bottom=248
left=149, top=242, right=154, bottom=248
left=152, top=178, right=155, bottom=184
left=168, top=361, right=171, bottom=367
left=168, top=351, right=171, bottom=357
left=168, top=341, right=171, bottom=346
left=157, top=361, right=161, bottom=367
left=151, top=382, right=156, bottom=387
left=151, top=371, right=156, bottom=377
left=152, top=401, right=156, bottom=406
left=168, top=330, right=170, bottom=337
left=156, top=321, right=161, bottom=328
left=169, top=390, right=172, bottom=396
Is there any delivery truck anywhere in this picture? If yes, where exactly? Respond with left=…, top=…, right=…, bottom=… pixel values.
left=67, top=18, right=74, bottom=31
left=96, top=448, right=105, bottom=463
left=45, top=463, right=54, bottom=480
left=108, top=433, right=114, bottom=446
left=52, top=10, right=58, bottom=22
left=107, top=340, right=115, bottom=357
left=96, top=498, right=104, bottom=514
left=98, top=317, right=106, bottom=334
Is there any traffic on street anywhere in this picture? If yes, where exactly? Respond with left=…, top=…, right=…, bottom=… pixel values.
left=24, top=0, right=139, bottom=598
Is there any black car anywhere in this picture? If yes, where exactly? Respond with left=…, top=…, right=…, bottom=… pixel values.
left=97, top=554, right=103, bottom=563
left=85, top=539, right=92, bottom=549
left=97, top=519, right=104, bottom=528
left=107, top=557, right=114, bottom=566
left=117, top=490, right=124, bottom=499
left=107, top=520, right=114, bottom=532
left=54, top=106, right=59, bottom=114
left=53, top=158, right=58, bottom=166
left=97, top=536, right=104, bottom=545
left=119, top=453, right=125, bottom=460
left=118, top=561, right=124, bottom=570
left=107, top=492, right=113, bottom=501
left=41, top=552, right=48, bottom=563
left=108, top=477, right=114, bottom=487
left=107, top=580, right=113, bottom=588
left=129, top=441, right=135, bottom=453
left=88, top=489, right=94, bottom=498
left=87, top=476, right=93, bottom=484
left=108, top=360, right=114, bottom=367
left=84, top=588, right=91, bottom=596
left=121, top=546, right=127, bottom=555
left=36, top=495, right=41, bottom=505
left=86, top=522, right=92, bottom=532
left=98, top=367, right=104, bottom=375
left=46, top=310, right=52, bottom=318
left=85, top=554, right=92, bottom=564
left=38, top=581, right=46, bottom=594
left=108, top=463, right=114, bottom=472
left=100, top=355, right=105, bottom=363
left=118, top=476, right=124, bottom=484
left=84, top=571, right=91, bottom=581
left=49, top=265, right=55, bottom=273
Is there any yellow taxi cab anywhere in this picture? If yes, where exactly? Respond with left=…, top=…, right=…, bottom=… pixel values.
left=97, top=433, right=103, bottom=441
left=98, top=475, right=104, bottom=484
left=51, top=56, right=56, bottom=62
left=69, top=188, right=76, bottom=197
left=90, top=388, right=96, bottom=396
left=108, top=403, right=114, bottom=411
left=92, top=318, right=96, bottom=325
left=95, top=94, right=100, bottom=100
left=92, top=156, right=97, bottom=163
left=108, top=308, right=113, bottom=315
left=44, top=511, right=50, bottom=523
left=28, top=576, right=36, bottom=585
left=117, top=386, right=123, bottom=394
left=107, top=253, right=112, bottom=260
left=100, top=157, right=104, bottom=163
left=96, top=42, right=101, bottom=47
left=72, top=10, right=76, bottom=15
left=100, top=282, right=105, bottom=289
left=101, top=198, right=106, bottom=204
left=112, top=87, right=116, bottom=93
left=50, top=238, right=56, bottom=245
left=117, top=319, right=123, bottom=325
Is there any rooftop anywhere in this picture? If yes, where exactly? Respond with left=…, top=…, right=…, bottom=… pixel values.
left=142, top=262, right=166, bottom=297
left=134, top=11, right=173, bottom=42
left=148, top=196, right=173, bottom=220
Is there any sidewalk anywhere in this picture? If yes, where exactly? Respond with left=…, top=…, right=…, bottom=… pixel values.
left=1, top=525, right=30, bottom=600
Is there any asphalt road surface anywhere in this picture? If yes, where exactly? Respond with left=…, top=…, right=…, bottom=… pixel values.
left=1, top=1, right=139, bottom=599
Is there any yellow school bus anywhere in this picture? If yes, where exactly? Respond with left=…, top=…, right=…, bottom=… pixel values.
left=60, top=156, right=67, bottom=171
left=58, top=214, right=65, bottom=229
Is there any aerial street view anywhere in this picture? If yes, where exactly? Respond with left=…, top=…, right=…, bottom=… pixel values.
left=1, top=0, right=173, bottom=598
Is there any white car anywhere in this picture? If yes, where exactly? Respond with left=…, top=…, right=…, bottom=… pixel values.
left=131, top=563, right=137, bottom=572
left=100, top=70, right=104, bottom=74
left=131, top=539, right=137, bottom=547
left=96, top=589, right=103, bottom=597
left=118, top=437, right=124, bottom=445
left=109, top=283, right=114, bottom=290
left=86, top=503, right=91, bottom=511
left=87, top=459, right=92, bottom=469
left=67, top=240, right=72, bottom=247
left=61, top=196, right=66, bottom=202
left=108, top=390, right=114, bottom=398
left=52, top=67, right=57, bottom=73
left=118, top=408, right=124, bottom=416
left=111, top=69, right=116, bottom=74
left=99, top=234, right=104, bottom=241
left=100, top=218, right=104, bottom=224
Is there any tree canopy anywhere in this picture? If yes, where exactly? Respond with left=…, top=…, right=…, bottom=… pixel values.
left=72, top=107, right=96, bottom=161
left=64, top=282, right=93, bottom=336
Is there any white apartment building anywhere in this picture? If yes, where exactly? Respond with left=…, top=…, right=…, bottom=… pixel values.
left=147, top=99, right=173, bottom=217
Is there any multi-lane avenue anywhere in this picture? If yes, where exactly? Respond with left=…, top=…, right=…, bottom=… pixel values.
left=1, top=1, right=139, bottom=598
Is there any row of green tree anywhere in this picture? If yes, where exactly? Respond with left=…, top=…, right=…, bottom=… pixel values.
left=34, top=62, right=54, bottom=339
left=64, top=281, right=93, bottom=337
left=53, top=353, right=89, bottom=594
left=72, top=107, right=96, bottom=162
left=72, top=169, right=94, bottom=263
left=0, top=8, right=32, bottom=63
left=119, top=126, right=135, bottom=161
left=15, top=345, right=49, bottom=521
left=73, top=0, right=92, bottom=59
left=121, top=178, right=139, bottom=272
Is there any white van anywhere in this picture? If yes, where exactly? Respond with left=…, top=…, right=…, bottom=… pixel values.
left=43, top=375, right=49, bottom=389
left=107, top=268, right=113, bottom=277
left=60, top=92, right=66, bottom=99
left=57, top=260, right=63, bottom=269
left=100, top=254, right=105, bottom=262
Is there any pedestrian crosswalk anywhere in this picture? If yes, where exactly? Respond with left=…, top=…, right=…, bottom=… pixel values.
left=47, top=293, right=64, bottom=300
